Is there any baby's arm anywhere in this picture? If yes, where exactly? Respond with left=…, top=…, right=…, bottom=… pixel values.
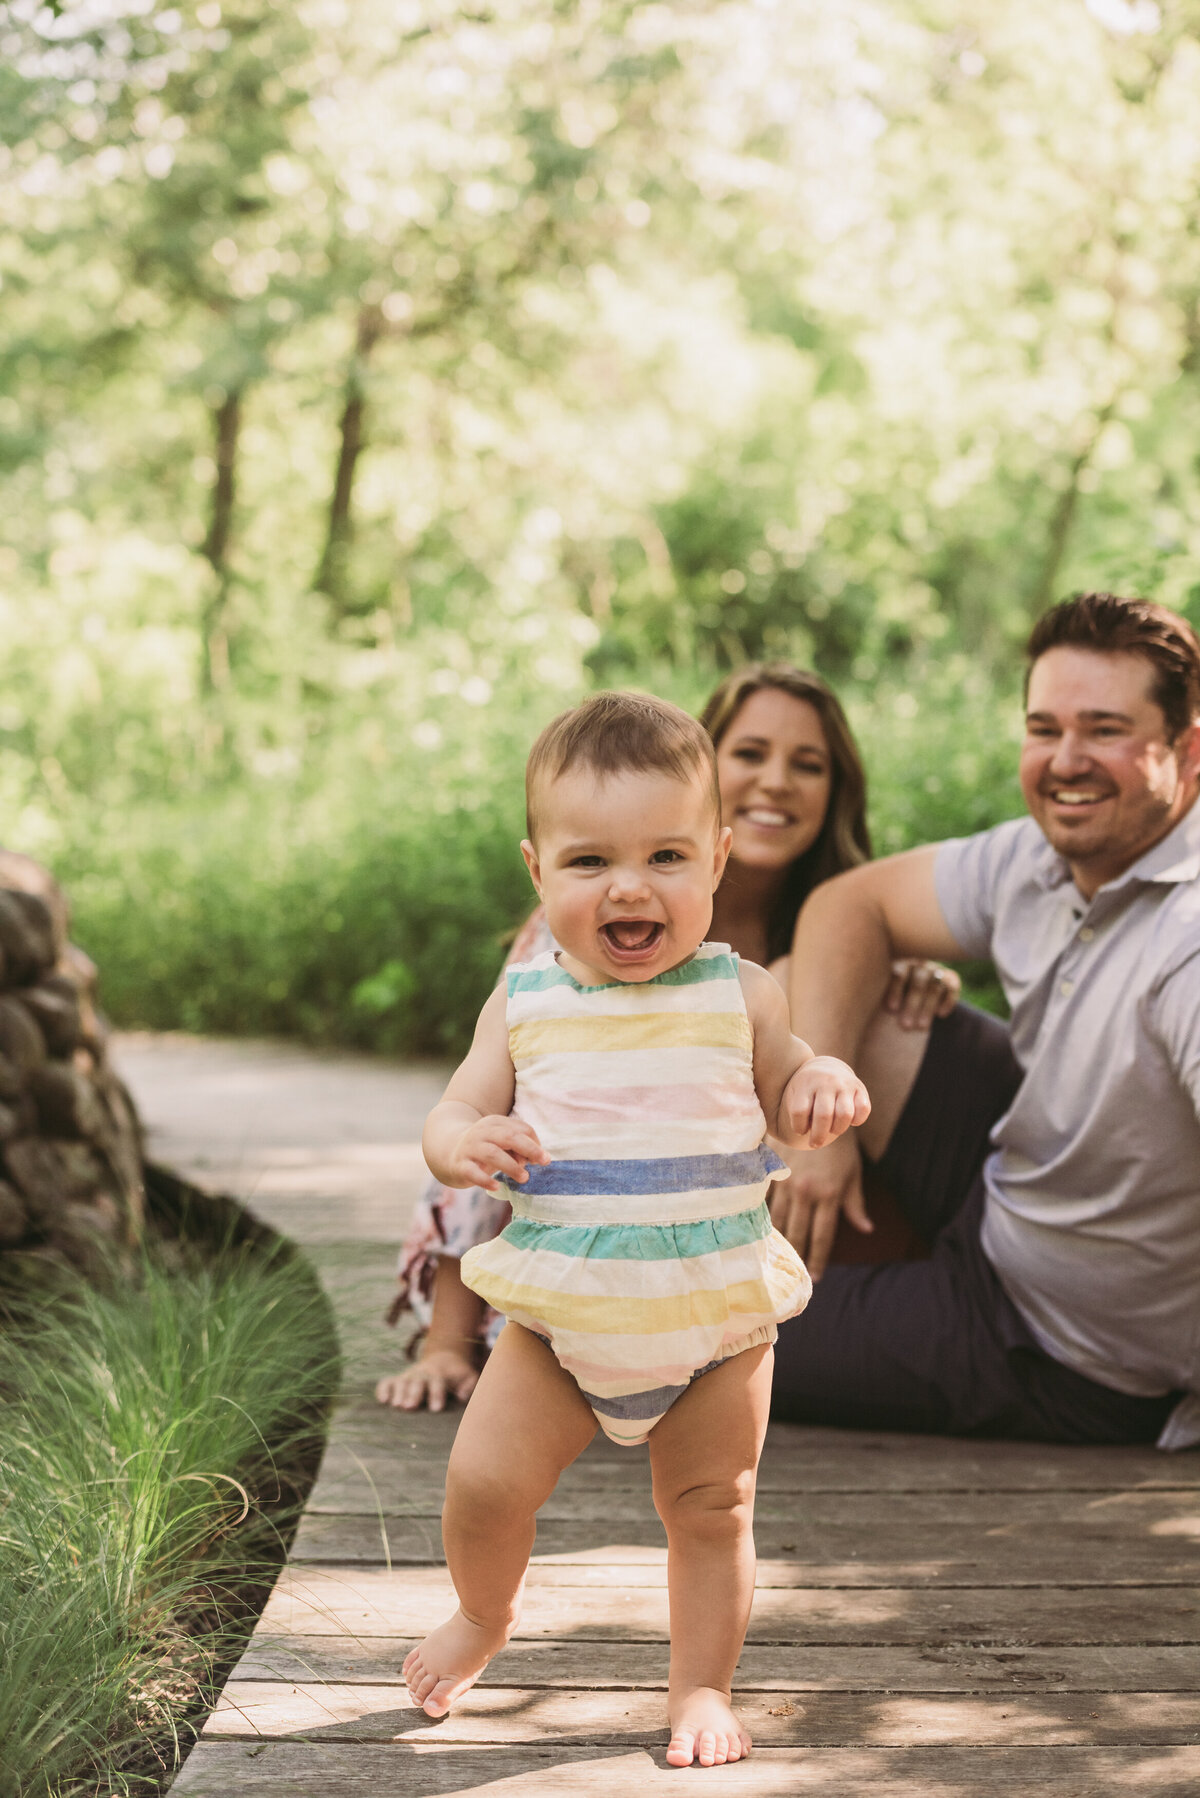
left=738, top=960, right=870, bottom=1150
left=423, top=985, right=549, bottom=1192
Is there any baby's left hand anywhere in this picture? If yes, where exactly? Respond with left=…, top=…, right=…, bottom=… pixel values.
left=782, top=1056, right=871, bottom=1150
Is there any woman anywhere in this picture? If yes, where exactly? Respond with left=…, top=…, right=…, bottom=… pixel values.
left=377, top=664, right=958, bottom=1413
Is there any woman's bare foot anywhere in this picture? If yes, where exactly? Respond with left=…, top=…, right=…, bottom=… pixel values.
left=666, top=1686, right=752, bottom=1767
left=402, top=1608, right=511, bottom=1718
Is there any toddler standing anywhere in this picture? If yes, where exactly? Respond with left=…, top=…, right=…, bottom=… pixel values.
left=406, top=692, right=869, bottom=1767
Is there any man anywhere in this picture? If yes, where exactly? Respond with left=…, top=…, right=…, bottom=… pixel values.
left=773, top=592, right=1200, bottom=1449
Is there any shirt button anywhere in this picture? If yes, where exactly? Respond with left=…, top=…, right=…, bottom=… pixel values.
left=1060, top=979, right=1074, bottom=997
left=1079, top=926, right=1095, bottom=942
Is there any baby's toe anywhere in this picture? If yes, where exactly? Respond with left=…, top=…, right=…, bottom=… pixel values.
left=423, top=1678, right=457, bottom=1719
left=697, top=1729, right=720, bottom=1767
left=665, top=1729, right=696, bottom=1767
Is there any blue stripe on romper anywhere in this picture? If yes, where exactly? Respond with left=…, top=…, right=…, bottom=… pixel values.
left=501, top=1146, right=785, bottom=1198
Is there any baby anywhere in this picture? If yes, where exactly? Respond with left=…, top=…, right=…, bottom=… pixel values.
left=406, top=691, right=869, bottom=1767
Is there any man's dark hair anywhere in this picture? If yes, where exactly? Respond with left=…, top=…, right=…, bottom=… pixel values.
left=1026, top=593, right=1200, bottom=740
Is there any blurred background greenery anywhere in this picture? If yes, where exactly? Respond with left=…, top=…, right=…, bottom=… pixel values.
left=3, top=0, right=1199, bottom=1052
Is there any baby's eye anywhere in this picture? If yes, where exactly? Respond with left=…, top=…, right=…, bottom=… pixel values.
left=568, top=854, right=605, bottom=868
left=650, top=849, right=684, bottom=864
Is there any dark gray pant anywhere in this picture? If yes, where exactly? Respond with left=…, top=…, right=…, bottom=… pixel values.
left=771, top=1006, right=1180, bottom=1444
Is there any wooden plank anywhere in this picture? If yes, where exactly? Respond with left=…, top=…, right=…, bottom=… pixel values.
left=168, top=1739, right=1200, bottom=1796
left=318, top=1414, right=1200, bottom=1497
left=258, top=1567, right=1200, bottom=1645
left=235, top=1637, right=1200, bottom=1693
left=289, top=1491, right=1200, bottom=1582
left=302, top=1486, right=1200, bottom=1529
left=206, top=1681, right=1200, bottom=1747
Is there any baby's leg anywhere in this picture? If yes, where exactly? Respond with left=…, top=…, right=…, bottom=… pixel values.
left=404, top=1322, right=596, bottom=1717
left=647, top=1342, right=773, bottom=1767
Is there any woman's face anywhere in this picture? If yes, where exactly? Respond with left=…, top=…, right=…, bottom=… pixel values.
left=715, top=687, right=834, bottom=872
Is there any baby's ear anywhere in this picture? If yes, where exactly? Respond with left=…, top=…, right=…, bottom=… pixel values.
left=520, top=839, right=544, bottom=896
left=712, top=824, right=733, bottom=888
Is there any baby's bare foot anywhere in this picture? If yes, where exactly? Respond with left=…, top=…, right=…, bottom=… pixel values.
left=666, top=1686, right=752, bottom=1767
left=403, top=1608, right=510, bottom=1718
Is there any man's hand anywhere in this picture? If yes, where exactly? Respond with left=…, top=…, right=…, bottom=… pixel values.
left=446, top=1116, right=548, bottom=1192
left=768, top=1132, right=871, bottom=1279
left=376, top=1344, right=480, bottom=1413
left=780, top=1055, right=871, bottom=1149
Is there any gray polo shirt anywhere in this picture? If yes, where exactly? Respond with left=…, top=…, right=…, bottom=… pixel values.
left=935, top=801, right=1200, bottom=1451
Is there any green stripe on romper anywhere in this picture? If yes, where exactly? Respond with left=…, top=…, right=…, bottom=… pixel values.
left=508, top=952, right=737, bottom=997
left=500, top=1202, right=772, bottom=1260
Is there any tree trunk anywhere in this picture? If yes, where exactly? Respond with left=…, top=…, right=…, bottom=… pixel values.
left=201, top=388, right=242, bottom=692
left=314, top=306, right=383, bottom=604
left=1029, top=402, right=1114, bottom=618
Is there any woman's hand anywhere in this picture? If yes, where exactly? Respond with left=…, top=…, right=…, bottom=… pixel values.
left=377, top=1255, right=487, bottom=1413
left=376, top=1343, right=480, bottom=1413
left=768, top=1132, right=871, bottom=1279
left=884, top=959, right=960, bottom=1030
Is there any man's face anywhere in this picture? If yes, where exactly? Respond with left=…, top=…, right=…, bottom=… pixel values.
left=1020, top=646, right=1200, bottom=897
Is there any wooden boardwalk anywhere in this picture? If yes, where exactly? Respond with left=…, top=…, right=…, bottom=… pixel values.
left=114, top=1035, right=1200, bottom=1796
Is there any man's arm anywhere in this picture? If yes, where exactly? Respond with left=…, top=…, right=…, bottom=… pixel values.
left=780, top=845, right=967, bottom=1275
left=790, top=844, right=964, bottom=1064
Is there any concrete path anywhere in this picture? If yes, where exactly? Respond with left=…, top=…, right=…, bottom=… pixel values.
left=113, top=1033, right=1200, bottom=1797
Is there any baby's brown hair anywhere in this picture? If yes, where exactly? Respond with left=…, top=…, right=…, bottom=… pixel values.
left=526, top=692, right=721, bottom=840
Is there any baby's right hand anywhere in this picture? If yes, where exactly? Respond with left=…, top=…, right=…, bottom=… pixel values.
left=449, top=1115, right=549, bottom=1192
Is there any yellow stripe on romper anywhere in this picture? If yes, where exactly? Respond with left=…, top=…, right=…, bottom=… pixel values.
left=461, top=1271, right=777, bottom=1335
left=509, top=1010, right=752, bottom=1064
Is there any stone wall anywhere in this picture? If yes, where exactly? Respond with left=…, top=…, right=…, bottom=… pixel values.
left=0, top=849, right=143, bottom=1268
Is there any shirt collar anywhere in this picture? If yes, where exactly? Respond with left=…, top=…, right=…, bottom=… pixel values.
left=1031, top=796, right=1200, bottom=895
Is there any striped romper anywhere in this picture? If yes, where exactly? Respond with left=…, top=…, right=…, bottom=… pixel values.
left=459, top=943, right=813, bottom=1446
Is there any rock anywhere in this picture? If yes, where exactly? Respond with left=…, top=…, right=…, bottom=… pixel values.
left=0, top=890, right=57, bottom=986
left=0, top=849, right=69, bottom=957
left=0, top=995, right=46, bottom=1074
left=29, top=1064, right=108, bottom=1141
left=4, top=1138, right=107, bottom=1225
left=19, top=976, right=82, bottom=1059
left=0, top=1179, right=26, bottom=1245
left=0, top=1052, right=23, bottom=1101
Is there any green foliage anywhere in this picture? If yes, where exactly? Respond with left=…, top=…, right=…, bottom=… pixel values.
left=2, top=0, right=1199, bottom=1046
left=0, top=1240, right=338, bottom=1797
left=29, top=659, right=1021, bottom=1056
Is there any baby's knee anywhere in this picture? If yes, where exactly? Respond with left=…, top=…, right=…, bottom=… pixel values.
left=654, top=1470, right=757, bottom=1540
left=445, top=1449, right=545, bottom=1527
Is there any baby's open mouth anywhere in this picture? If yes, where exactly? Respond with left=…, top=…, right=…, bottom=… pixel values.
left=601, top=920, right=665, bottom=955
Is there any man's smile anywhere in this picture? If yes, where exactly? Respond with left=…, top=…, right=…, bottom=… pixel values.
left=1044, top=788, right=1111, bottom=807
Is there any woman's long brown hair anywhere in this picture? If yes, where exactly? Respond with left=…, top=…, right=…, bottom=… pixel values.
left=699, top=663, right=871, bottom=963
